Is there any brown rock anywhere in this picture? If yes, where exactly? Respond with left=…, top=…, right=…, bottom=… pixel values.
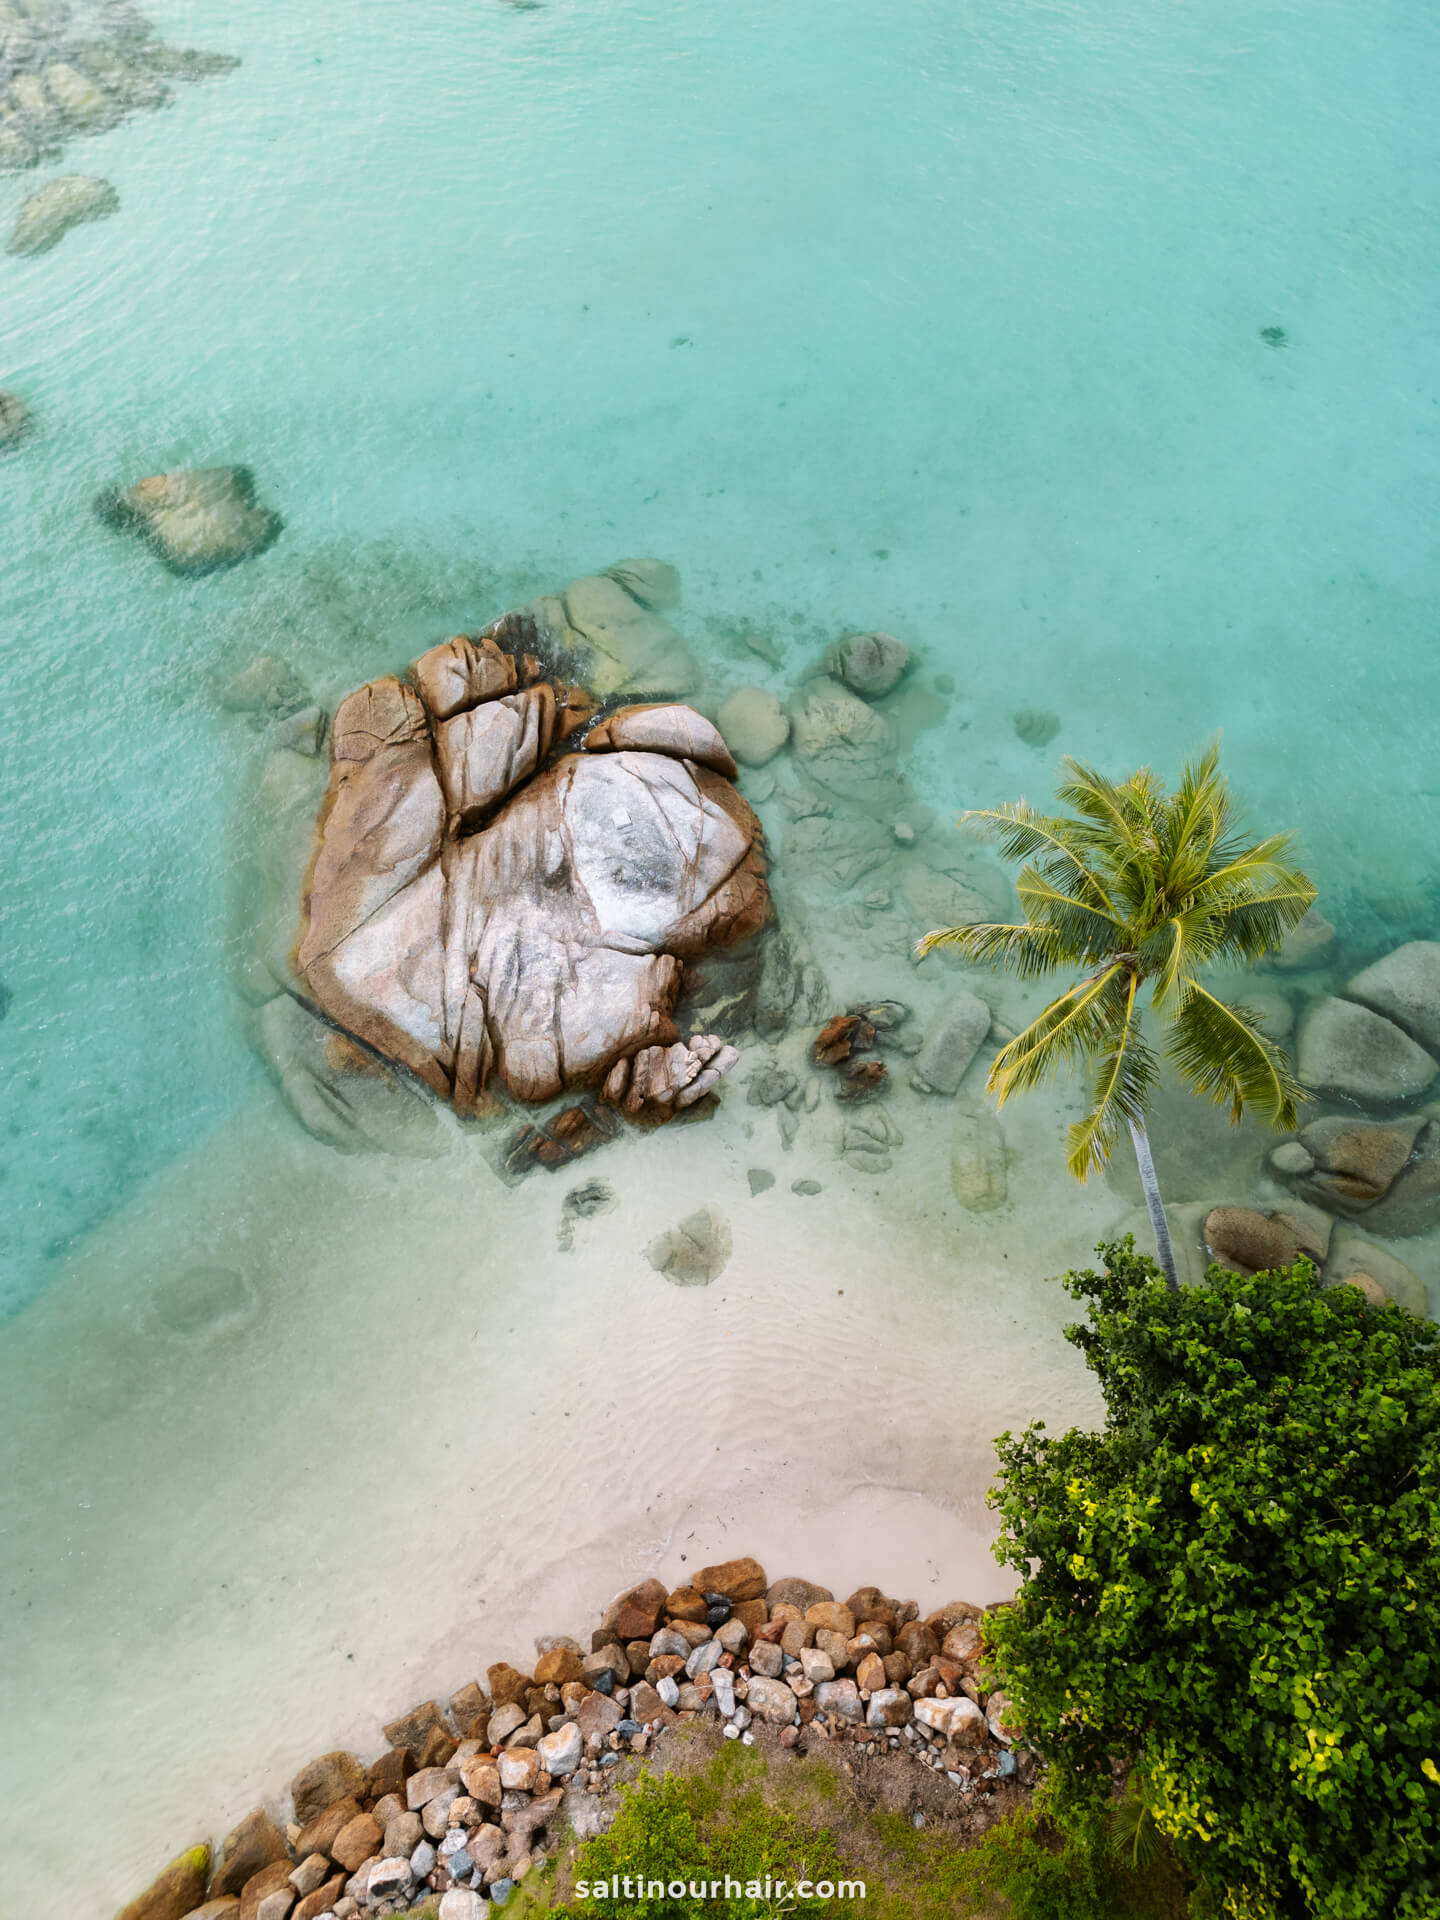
left=646, top=1654, right=687, bottom=1684
left=238, top=1862, right=293, bottom=1920
left=924, top=1601, right=983, bottom=1637
left=805, top=1601, right=856, bottom=1639
left=115, top=1845, right=210, bottom=1920
left=292, top=1880, right=345, bottom=1920
left=487, top=1663, right=534, bottom=1708
left=1356, top=1124, right=1440, bottom=1236
left=211, top=1812, right=290, bottom=1900
left=813, top=1013, right=873, bottom=1067
left=449, top=1682, right=490, bottom=1738
left=328, top=1813, right=383, bottom=1874
left=665, top=1585, right=709, bottom=1623
left=1297, top=1115, right=1425, bottom=1207
left=289, top=1753, right=368, bottom=1828
left=780, top=1619, right=816, bottom=1656
left=417, top=1724, right=458, bottom=1769
left=941, top=1622, right=983, bottom=1667
left=767, top=1578, right=834, bottom=1612
left=1204, top=1206, right=1328, bottom=1274
left=577, top=1689, right=623, bottom=1741
left=584, top=703, right=738, bottom=779
left=855, top=1652, right=885, bottom=1692
left=608, top=1578, right=668, bottom=1641
left=816, top=1627, right=851, bottom=1667
left=191, top=1904, right=242, bottom=1920
left=845, top=1589, right=901, bottom=1629
left=292, top=1800, right=360, bottom=1862
left=691, top=1556, right=768, bottom=1602
left=628, top=1681, right=677, bottom=1726
left=855, top=1620, right=895, bottom=1655
left=365, top=1749, right=414, bottom=1802
left=898, top=1622, right=939, bottom=1664
left=412, top=630, right=517, bottom=721
left=883, top=1651, right=913, bottom=1686
left=459, top=1757, right=501, bottom=1806
left=382, top=1698, right=449, bottom=1757
left=407, top=1766, right=459, bottom=1810
left=534, top=1647, right=587, bottom=1687
left=733, top=1598, right=769, bottom=1631
left=604, top=1035, right=740, bottom=1121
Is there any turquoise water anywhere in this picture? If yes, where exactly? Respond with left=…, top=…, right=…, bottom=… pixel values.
left=4, top=0, right=1439, bottom=1307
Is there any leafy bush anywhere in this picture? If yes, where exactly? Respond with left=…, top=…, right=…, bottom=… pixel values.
left=985, top=1241, right=1440, bottom=1918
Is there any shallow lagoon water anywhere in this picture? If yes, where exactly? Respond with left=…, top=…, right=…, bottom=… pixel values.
left=2, top=0, right=1439, bottom=1907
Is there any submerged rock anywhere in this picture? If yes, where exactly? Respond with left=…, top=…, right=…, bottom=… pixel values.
left=95, top=466, right=284, bottom=574
left=1347, top=941, right=1440, bottom=1050
left=832, top=630, right=910, bottom=699
left=255, top=993, right=444, bottom=1156
left=528, top=565, right=698, bottom=696
left=911, top=993, right=991, bottom=1095
left=295, top=613, right=768, bottom=1117
left=716, top=685, right=790, bottom=767
left=646, top=1206, right=731, bottom=1285
left=6, top=171, right=117, bottom=253
left=1012, top=710, right=1060, bottom=748
left=0, top=388, right=33, bottom=448
left=1287, top=1114, right=1425, bottom=1209
left=1296, top=997, right=1437, bottom=1104
left=114, top=1843, right=210, bottom=1920
left=1203, top=1204, right=1330, bottom=1274
left=951, top=1109, right=1006, bottom=1211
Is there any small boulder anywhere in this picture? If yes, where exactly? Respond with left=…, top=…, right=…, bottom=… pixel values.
left=7, top=173, right=118, bottom=254
left=1203, top=1205, right=1329, bottom=1274
left=95, top=466, right=283, bottom=575
left=716, top=686, right=790, bottom=767
left=865, top=1687, right=912, bottom=1728
left=745, top=1676, right=799, bottom=1724
left=1012, top=710, right=1060, bottom=748
left=693, top=1555, right=768, bottom=1601
left=1347, top=942, right=1440, bottom=1050
left=115, top=1845, right=210, bottom=1920
left=1296, top=997, right=1437, bottom=1104
left=646, top=1205, right=732, bottom=1285
left=914, top=1695, right=987, bottom=1742
left=767, top=1576, right=833, bottom=1611
left=1269, top=911, right=1335, bottom=971
left=1324, top=1227, right=1428, bottom=1315
left=832, top=631, right=910, bottom=698
left=1293, top=1114, right=1424, bottom=1207
left=911, top=993, right=991, bottom=1094
left=290, top=1752, right=368, bottom=1828
left=211, top=1812, right=290, bottom=1900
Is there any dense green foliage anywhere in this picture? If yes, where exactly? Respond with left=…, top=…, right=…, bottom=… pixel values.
left=985, top=1241, right=1440, bottom=1919
left=916, top=744, right=1315, bottom=1179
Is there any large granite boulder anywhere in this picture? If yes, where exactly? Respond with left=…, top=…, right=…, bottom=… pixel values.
left=1284, top=1114, right=1425, bottom=1211
left=95, top=466, right=283, bottom=574
left=1346, top=942, right=1440, bottom=1050
left=294, top=616, right=768, bottom=1116
left=1295, top=997, right=1437, bottom=1104
left=6, top=171, right=117, bottom=253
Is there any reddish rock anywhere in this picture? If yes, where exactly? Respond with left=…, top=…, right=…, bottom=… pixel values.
left=292, top=1879, right=346, bottom=1920
left=328, top=1813, right=383, bottom=1874
left=577, top=1690, right=623, bottom=1741
left=293, top=1800, right=360, bottom=1862
left=602, top=1034, right=740, bottom=1121
left=629, top=1681, right=677, bottom=1726
left=609, top=1580, right=667, bottom=1640
left=836, top=1058, right=887, bottom=1101
left=646, top=1654, right=687, bottom=1684
left=691, top=1556, right=768, bottom=1602
left=238, top=1861, right=293, bottom=1920
left=813, top=1013, right=872, bottom=1067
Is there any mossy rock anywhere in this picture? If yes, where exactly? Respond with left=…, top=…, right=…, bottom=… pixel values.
left=115, top=1844, right=210, bottom=1920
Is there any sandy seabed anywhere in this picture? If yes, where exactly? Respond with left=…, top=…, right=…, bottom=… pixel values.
left=0, top=1060, right=1116, bottom=1914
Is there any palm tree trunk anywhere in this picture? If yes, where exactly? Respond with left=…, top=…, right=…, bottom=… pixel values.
left=1128, top=1120, right=1179, bottom=1292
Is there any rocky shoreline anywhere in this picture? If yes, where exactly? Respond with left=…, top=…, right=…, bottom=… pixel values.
left=117, top=1557, right=1027, bottom=1920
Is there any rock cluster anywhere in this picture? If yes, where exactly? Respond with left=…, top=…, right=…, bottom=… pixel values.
left=115, top=1557, right=1027, bottom=1920
left=0, top=0, right=237, bottom=176
left=293, top=604, right=769, bottom=1119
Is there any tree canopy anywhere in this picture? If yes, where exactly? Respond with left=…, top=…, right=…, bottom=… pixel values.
left=985, top=1243, right=1440, bottom=1920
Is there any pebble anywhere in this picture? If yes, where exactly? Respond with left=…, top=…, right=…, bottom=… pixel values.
left=655, top=1675, right=680, bottom=1707
left=409, top=1840, right=437, bottom=1879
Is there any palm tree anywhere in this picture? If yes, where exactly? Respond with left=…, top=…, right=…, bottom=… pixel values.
left=916, top=743, right=1316, bottom=1290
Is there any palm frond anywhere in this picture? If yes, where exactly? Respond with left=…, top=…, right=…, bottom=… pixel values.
left=1137, top=903, right=1230, bottom=1008
left=1204, top=878, right=1319, bottom=963
left=1160, top=737, right=1232, bottom=887
left=1013, top=866, right=1126, bottom=953
left=1186, top=833, right=1308, bottom=908
left=960, top=804, right=1116, bottom=913
left=1164, top=982, right=1308, bottom=1129
left=987, top=963, right=1130, bottom=1105
left=914, top=921, right=1068, bottom=978
left=1054, top=759, right=1153, bottom=856
left=1066, top=981, right=1157, bottom=1180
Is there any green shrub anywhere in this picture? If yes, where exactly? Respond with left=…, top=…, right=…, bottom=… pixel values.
left=985, top=1240, right=1440, bottom=1919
